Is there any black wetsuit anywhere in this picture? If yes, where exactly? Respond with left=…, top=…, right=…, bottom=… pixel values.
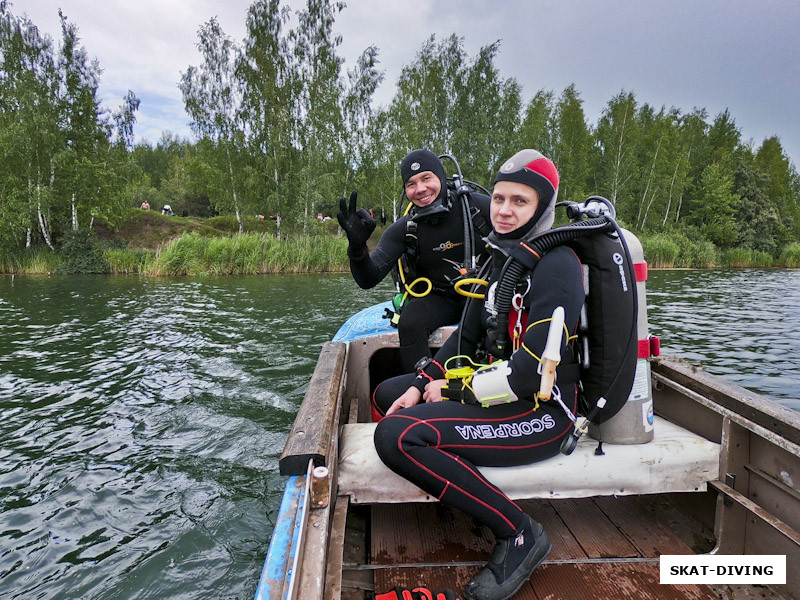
left=372, top=245, right=585, bottom=538
left=349, top=193, right=491, bottom=371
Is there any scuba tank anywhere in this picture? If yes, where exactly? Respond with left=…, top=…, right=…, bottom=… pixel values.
left=588, top=228, right=660, bottom=444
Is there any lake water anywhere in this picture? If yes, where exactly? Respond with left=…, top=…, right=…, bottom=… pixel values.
left=1, top=270, right=798, bottom=600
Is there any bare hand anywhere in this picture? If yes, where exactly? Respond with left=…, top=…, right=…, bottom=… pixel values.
left=386, top=387, right=423, bottom=415
left=423, top=379, right=447, bottom=403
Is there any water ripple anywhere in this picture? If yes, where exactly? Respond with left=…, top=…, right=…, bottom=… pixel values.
left=0, top=274, right=390, bottom=600
left=647, top=269, right=800, bottom=412
left=3, top=270, right=795, bottom=599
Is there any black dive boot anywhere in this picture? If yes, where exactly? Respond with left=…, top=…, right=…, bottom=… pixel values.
left=463, top=514, right=551, bottom=600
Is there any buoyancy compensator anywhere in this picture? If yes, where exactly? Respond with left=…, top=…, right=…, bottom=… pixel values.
left=481, top=196, right=639, bottom=452
left=384, top=154, right=491, bottom=327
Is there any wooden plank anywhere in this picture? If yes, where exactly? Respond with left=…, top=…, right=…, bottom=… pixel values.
left=371, top=503, right=494, bottom=565
left=748, top=436, right=800, bottom=533
left=416, top=503, right=495, bottom=563
left=296, top=497, right=332, bottom=600
left=342, top=505, right=372, bottom=598
left=550, top=498, right=639, bottom=559
left=652, top=357, right=800, bottom=448
left=714, top=418, right=751, bottom=554
left=517, top=499, right=587, bottom=561
left=529, top=562, right=719, bottom=600
left=324, top=496, right=350, bottom=600
left=371, top=504, right=430, bottom=565
left=592, top=496, right=695, bottom=557
left=709, top=480, right=800, bottom=547
left=281, top=341, right=347, bottom=475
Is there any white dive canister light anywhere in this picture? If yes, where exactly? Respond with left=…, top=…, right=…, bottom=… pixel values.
left=471, top=361, right=518, bottom=407
left=537, top=306, right=565, bottom=400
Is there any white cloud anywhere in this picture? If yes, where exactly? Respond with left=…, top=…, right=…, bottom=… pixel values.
left=13, top=0, right=800, bottom=163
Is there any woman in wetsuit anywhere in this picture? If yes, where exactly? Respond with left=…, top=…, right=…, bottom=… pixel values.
left=337, top=149, right=491, bottom=372
left=371, top=150, right=585, bottom=600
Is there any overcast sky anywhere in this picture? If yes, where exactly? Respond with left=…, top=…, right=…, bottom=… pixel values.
left=16, top=0, right=800, bottom=167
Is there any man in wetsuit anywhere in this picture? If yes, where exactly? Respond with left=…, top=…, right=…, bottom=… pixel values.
left=337, top=149, right=491, bottom=372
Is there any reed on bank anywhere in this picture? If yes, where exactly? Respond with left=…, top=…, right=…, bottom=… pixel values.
left=145, top=232, right=349, bottom=276
left=4, top=228, right=799, bottom=276
left=0, top=247, right=60, bottom=274
left=638, top=232, right=717, bottom=268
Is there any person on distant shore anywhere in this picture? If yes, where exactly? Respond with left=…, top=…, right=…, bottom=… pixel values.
left=337, top=149, right=492, bottom=374
left=373, top=150, right=582, bottom=600
left=161, top=204, right=173, bottom=216
left=140, top=200, right=150, bottom=210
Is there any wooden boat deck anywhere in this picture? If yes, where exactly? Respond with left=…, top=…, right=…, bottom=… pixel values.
left=264, top=340, right=800, bottom=600
left=340, top=493, right=788, bottom=600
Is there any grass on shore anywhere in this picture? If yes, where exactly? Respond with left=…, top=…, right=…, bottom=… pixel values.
left=146, top=232, right=348, bottom=276
left=3, top=207, right=799, bottom=275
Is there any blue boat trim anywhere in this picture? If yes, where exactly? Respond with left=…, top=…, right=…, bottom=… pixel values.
left=253, top=475, right=307, bottom=600
left=254, top=302, right=417, bottom=600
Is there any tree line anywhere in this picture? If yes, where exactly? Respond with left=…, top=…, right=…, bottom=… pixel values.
left=2, top=0, right=799, bottom=259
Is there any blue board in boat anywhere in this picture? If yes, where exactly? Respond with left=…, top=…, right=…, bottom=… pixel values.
left=332, top=301, right=395, bottom=343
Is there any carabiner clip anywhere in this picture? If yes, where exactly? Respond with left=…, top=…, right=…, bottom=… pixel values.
left=551, top=386, right=578, bottom=424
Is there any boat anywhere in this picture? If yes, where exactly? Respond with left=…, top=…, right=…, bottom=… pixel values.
left=254, top=302, right=800, bottom=600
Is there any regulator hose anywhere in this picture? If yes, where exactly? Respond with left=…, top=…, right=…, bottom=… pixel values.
left=439, top=153, right=476, bottom=276
left=486, top=216, right=615, bottom=359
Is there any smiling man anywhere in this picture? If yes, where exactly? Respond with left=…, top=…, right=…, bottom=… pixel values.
left=337, top=149, right=492, bottom=376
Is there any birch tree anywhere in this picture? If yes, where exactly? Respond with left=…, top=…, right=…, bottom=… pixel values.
left=54, top=10, right=109, bottom=233
left=551, top=84, right=592, bottom=202
left=518, top=90, right=555, bottom=158
left=181, top=17, right=248, bottom=233
left=593, top=91, right=639, bottom=209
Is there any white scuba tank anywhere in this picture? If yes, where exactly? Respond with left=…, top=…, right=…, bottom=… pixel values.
left=588, top=229, right=658, bottom=444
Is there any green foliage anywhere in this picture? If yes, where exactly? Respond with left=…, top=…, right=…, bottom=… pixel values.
left=3, top=1, right=800, bottom=266
left=640, top=233, right=680, bottom=268
left=551, top=84, right=593, bottom=201
left=780, top=243, right=800, bottom=268
left=57, top=229, right=109, bottom=274
left=146, top=231, right=348, bottom=276
left=689, top=162, right=739, bottom=248
left=673, top=233, right=717, bottom=268
left=104, top=248, right=152, bottom=274
left=640, top=229, right=718, bottom=268
left=1, top=247, right=60, bottom=274
left=719, top=248, right=774, bottom=268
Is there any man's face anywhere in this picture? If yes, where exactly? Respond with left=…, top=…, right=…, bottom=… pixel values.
left=404, top=171, right=441, bottom=207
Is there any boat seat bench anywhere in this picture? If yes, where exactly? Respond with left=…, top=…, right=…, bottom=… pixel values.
left=337, top=416, right=720, bottom=504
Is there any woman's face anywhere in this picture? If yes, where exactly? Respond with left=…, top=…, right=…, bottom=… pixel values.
left=490, top=181, right=540, bottom=234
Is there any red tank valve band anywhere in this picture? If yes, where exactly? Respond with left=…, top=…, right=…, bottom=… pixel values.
left=637, top=336, right=661, bottom=358
left=634, top=261, right=648, bottom=282
left=649, top=335, right=661, bottom=356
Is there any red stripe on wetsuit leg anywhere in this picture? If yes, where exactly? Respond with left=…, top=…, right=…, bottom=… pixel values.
left=395, top=418, right=518, bottom=533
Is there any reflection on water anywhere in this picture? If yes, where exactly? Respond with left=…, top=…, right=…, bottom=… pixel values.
left=0, top=275, right=391, bottom=600
left=0, top=270, right=798, bottom=599
left=647, top=269, right=800, bottom=413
